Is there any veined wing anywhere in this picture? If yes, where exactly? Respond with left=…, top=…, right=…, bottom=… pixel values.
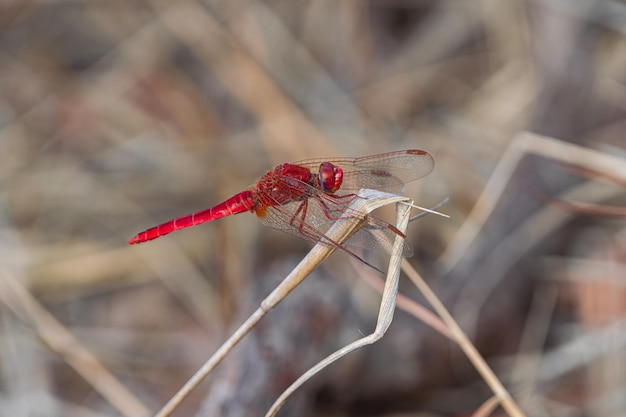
left=291, top=149, right=434, bottom=195
left=255, top=175, right=412, bottom=256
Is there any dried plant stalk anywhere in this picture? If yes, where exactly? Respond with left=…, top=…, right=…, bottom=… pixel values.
left=402, top=261, right=526, bottom=417
left=265, top=193, right=412, bottom=417
left=0, top=270, right=149, bottom=417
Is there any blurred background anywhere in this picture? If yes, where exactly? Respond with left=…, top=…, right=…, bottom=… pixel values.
left=1, top=0, right=626, bottom=416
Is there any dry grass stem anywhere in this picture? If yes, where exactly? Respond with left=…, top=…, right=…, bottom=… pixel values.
left=149, top=0, right=335, bottom=161
left=402, top=261, right=526, bottom=417
left=0, top=270, right=149, bottom=417
left=511, top=284, right=557, bottom=409
left=441, top=132, right=626, bottom=273
left=354, top=258, right=455, bottom=340
left=265, top=196, right=412, bottom=417
left=472, top=395, right=502, bottom=417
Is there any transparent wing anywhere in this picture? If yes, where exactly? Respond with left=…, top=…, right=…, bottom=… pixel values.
left=291, top=149, right=434, bottom=195
left=255, top=175, right=412, bottom=256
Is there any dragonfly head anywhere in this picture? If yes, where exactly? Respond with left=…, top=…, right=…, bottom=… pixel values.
left=319, top=162, right=343, bottom=193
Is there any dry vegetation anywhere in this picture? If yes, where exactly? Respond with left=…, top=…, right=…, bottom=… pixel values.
left=1, top=1, right=626, bottom=416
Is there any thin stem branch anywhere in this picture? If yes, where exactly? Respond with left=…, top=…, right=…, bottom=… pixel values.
left=402, top=261, right=526, bottom=417
left=0, top=270, right=149, bottom=417
left=265, top=195, right=412, bottom=417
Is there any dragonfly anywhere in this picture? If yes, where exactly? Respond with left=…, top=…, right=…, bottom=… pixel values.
left=128, top=150, right=434, bottom=260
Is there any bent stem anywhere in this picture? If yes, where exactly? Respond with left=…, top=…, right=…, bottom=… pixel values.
left=153, top=189, right=411, bottom=417
left=265, top=195, right=412, bottom=417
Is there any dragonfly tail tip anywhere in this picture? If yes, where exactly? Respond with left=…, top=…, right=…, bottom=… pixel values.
left=128, top=236, right=141, bottom=245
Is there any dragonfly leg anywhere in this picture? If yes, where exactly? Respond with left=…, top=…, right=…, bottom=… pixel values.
left=289, top=199, right=357, bottom=246
left=289, top=199, right=306, bottom=225
left=363, top=215, right=407, bottom=238
left=315, top=193, right=360, bottom=222
left=288, top=200, right=317, bottom=241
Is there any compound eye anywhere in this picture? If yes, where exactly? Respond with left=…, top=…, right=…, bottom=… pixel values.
left=318, top=162, right=342, bottom=193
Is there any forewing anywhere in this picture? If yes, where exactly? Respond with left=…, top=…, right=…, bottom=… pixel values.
left=291, top=150, right=434, bottom=195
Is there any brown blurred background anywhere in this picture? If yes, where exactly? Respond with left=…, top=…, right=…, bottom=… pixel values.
left=2, top=1, right=626, bottom=416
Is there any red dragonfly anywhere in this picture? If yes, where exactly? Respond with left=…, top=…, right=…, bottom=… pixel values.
left=129, top=150, right=434, bottom=258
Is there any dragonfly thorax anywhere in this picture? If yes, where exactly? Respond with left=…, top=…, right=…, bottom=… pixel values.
left=255, top=163, right=315, bottom=205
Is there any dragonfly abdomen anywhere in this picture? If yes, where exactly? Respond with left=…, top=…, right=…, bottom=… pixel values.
left=128, top=191, right=256, bottom=244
